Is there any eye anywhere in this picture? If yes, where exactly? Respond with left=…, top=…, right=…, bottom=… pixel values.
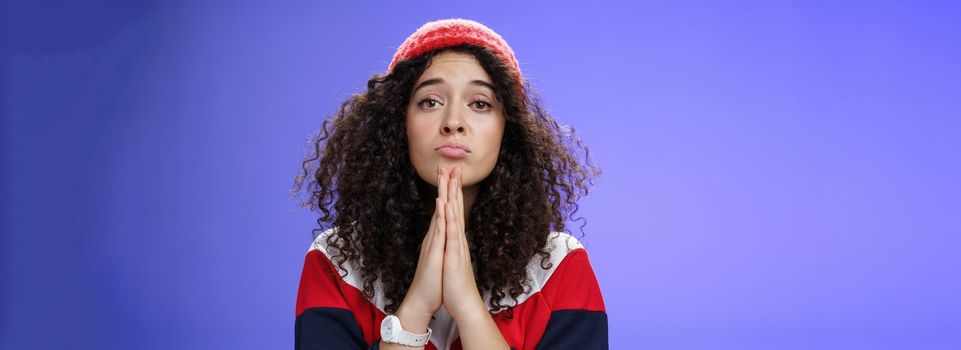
left=471, top=100, right=492, bottom=110
left=417, top=97, right=442, bottom=109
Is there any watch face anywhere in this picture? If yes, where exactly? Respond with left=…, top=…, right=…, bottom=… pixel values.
left=381, top=316, right=396, bottom=340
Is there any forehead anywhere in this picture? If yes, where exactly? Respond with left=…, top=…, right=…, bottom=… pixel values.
left=418, top=51, right=491, bottom=82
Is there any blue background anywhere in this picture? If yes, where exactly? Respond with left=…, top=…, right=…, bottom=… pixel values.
left=2, top=1, right=959, bottom=349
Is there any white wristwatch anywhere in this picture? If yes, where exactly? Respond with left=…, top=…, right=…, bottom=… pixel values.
left=380, top=314, right=432, bottom=346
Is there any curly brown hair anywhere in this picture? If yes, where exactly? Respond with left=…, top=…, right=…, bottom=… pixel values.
left=292, top=43, right=600, bottom=319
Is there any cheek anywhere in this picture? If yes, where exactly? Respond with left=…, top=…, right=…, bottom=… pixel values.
left=406, top=119, right=435, bottom=181
left=407, top=121, right=431, bottom=153
left=474, top=121, right=505, bottom=173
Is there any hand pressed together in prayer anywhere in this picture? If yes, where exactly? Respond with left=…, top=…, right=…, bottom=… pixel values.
left=399, top=165, right=485, bottom=322
left=385, top=165, right=509, bottom=350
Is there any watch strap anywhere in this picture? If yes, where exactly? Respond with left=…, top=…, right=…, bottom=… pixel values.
left=382, top=315, right=432, bottom=346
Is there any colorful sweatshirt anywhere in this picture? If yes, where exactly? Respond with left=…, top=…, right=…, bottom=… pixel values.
left=295, top=227, right=608, bottom=350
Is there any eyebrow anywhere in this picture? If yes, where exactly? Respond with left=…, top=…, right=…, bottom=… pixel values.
left=412, top=78, right=495, bottom=94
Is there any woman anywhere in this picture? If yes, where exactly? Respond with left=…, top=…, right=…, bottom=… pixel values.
left=292, top=18, right=606, bottom=350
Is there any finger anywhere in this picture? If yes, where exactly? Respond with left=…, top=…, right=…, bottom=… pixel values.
left=436, top=197, right=447, bottom=241
left=433, top=198, right=446, bottom=243
left=451, top=171, right=470, bottom=257
left=433, top=199, right=448, bottom=264
left=445, top=201, right=460, bottom=258
left=437, top=165, right=448, bottom=204
left=426, top=201, right=446, bottom=268
left=421, top=199, right=443, bottom=259
left=447, top=166, right=458, bottom=208
left=455, top=166, right=464, bottom=225
left=423, top=198, right=440, bottom=248
left=460, top=215, right=470, bottom=257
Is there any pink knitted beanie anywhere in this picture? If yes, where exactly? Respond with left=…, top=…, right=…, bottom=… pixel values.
left=386, top=18, right=524, bottom=96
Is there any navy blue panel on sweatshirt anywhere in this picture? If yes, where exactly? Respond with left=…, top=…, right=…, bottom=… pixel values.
left=295, top=307, right=379, bottom=350
left=534, top=309, right=609, bottom=350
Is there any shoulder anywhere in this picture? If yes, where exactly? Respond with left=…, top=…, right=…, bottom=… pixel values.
left=305, top=226, right=390, bottom=312
left=484, top=231, right=595, bottom=312
left=304, top=226, right=352, bottom=280
left=307, top=224, right=358, bottom=265
left=307, top=226, right=338, bottom=255
left=527, top=231, right=587, bottom=282
left=533, top=231, right=605, bottom=312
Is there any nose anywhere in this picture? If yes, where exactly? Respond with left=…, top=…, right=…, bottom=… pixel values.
left=440, top=108, right=466, bottom=135
left=441, top=124, right=465, bottom=135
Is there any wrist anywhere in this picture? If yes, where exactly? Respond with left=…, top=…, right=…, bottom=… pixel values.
left=396, top=302, right=432, bottom=333
left=381, top=314, right=432, bottom=348
left=449, top=297, right=489, bottom=324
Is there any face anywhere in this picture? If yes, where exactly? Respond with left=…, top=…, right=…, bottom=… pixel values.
left=406, top=51, right=506, bottom=188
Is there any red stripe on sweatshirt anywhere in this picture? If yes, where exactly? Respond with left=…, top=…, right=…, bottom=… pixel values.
left=539, top=248, right=606, bottom=312
left=295, top=249, right=386, bottom=347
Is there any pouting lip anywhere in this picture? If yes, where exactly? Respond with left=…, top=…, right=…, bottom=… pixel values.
left=434, top=140, right=471, bottom=153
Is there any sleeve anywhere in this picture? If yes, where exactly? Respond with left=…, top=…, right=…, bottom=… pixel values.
left=534, top=248, right=609, bottom=350
left=295, top=248, right=381, bottom=350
